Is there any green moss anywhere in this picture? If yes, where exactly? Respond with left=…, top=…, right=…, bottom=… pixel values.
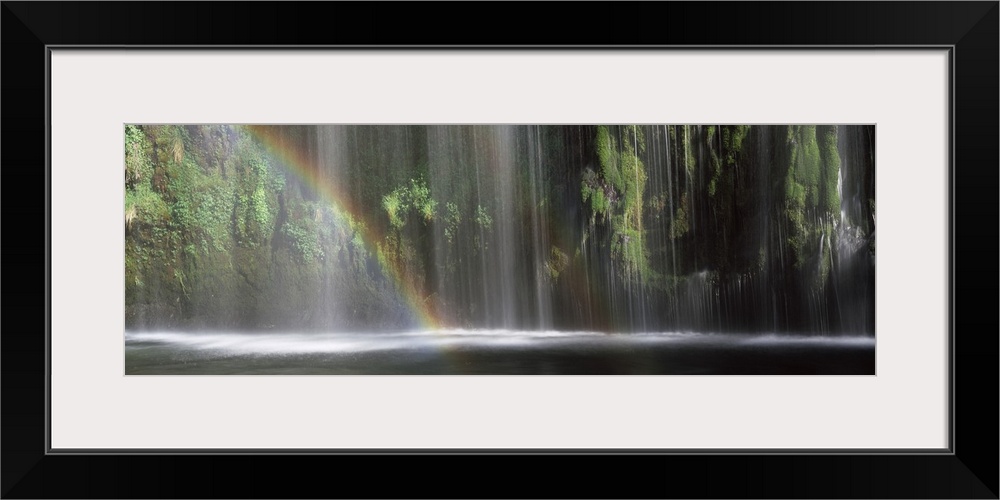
left=545, top=245, right=569, bottom=281
left=474, top=204, right=492, bottom=230
left=591, top=126, right=650, bottom=279
left=444, top=201, right=461, bottom=244
left=382, top=176, right=437, bottom=230
left=684, top=126, right=696, bottom=174
left=125, top=125, right=154, bottom=188
left=595, top=126, right=618, bottom=187
left=125, top=183, right=170, bottom=228
left=708, top=147, right=721, bottom=198
left=721, top=125, right=750, bottom=167
left=408, top=178, right=437, bottom=223
left=283, top=217, right=323, bottom=261
left=383, top=189, right=405, bottom=229
left=818, top=125, right=841, bottom=214
left=670, top=192, right=690, bottom=240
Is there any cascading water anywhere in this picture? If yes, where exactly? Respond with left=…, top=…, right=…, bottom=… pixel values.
left=124, top=124, right=876, bottom=374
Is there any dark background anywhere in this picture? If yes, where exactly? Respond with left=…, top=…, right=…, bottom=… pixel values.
left=3, top=2, right=997, bottom=498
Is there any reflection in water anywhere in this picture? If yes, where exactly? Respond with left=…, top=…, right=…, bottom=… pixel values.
left=125, top=330, right=875, bottom=375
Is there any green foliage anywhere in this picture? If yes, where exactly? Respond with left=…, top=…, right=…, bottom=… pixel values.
left=684, top=126, right=696, bottom=174
left=619, top=149, right=646, bottom=232
left=444, top=202, right=461, bottom=244
left=352, top=231, right=366, bottom=256
left=474, top=204, right=492, bottom=230
left=595, top=127, right=620, bottom=189
left=818, top=125, right=841, bottom=214
left=721, top=125, right=750, bottom=167
left=590, top=126, right=650, bottom=279
left=124, top=125, right=166, bottom=231
left=229, top=137, right=278, bottom=245
left=163, top=149, right=235, bottom=250
left=801, top=136, right=822, bottom=208
left=708, top=147, right=721, bottom=198
left=544, top=245, right=569, bottom=281
left=670, top=191, right=690, bottom=240
left=252, top=187, right=271, bottom=227
left=174, top=268, right=189, bottom=297
left=648, top=193, right=667, bottom=219
left=125, top=125, right=154, bottom=188
left=784, top=204, right=807, bottom=268
left=146, top=125, right=189, bottom=166
left=200, top=183, right=233, bottom=252
left=612, top=227, right=650, bottom=277
left=375, top=175, right=443, bottom=304
left=408, top=177, right=437, bottom=223
left=268, top=164, right=286, bottom=192
left=595, top=126, right=646, bottom=200
left=471, top=204, right=493, bottom=253
left=590, top=189, right=609, bottom=218
left=125, top=182, right=169, bottom=228
left=580, top=167, right=608, bottom=222
left=781, top=125, right=843, bottom=274
left=382, top=176, right=437, bottom=231
left=383, top=189, right=405, bottom=229
left=283, top=218, right=324, bottom=261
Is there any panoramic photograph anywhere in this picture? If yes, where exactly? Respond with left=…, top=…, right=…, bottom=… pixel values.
left=124, top=124, right=875, bottom=374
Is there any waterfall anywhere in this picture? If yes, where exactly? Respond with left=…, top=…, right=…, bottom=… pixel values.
left=126, top=124, right=874, bottom=336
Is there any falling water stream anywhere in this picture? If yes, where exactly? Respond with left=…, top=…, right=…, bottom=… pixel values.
left=124, top=125, right=875, bottom=374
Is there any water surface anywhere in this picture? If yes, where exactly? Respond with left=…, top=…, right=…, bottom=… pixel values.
left=125, top=330, right=875, bottom=375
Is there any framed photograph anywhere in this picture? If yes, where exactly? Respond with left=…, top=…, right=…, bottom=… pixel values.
left=4, top=2, right=996, bottom=498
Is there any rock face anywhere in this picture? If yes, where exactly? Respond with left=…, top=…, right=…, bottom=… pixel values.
left=125, top=124, right=875, bottom=335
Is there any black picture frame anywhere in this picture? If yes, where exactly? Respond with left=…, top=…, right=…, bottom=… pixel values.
left=3, top=2, right=996, bottom=498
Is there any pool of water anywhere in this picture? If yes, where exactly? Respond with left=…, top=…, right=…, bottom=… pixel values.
left=124, top=329, right=875, bottom=375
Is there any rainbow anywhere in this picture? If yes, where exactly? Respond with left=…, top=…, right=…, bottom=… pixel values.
left=243, top=125, right=445, bottom=330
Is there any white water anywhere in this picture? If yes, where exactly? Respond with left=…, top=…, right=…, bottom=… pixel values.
left=126, top=329, right=874, bottom=357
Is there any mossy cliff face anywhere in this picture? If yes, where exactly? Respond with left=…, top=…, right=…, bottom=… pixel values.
left=125, top=125, right=407, bottom=330
left=126, top=124, right=874, bottom=334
